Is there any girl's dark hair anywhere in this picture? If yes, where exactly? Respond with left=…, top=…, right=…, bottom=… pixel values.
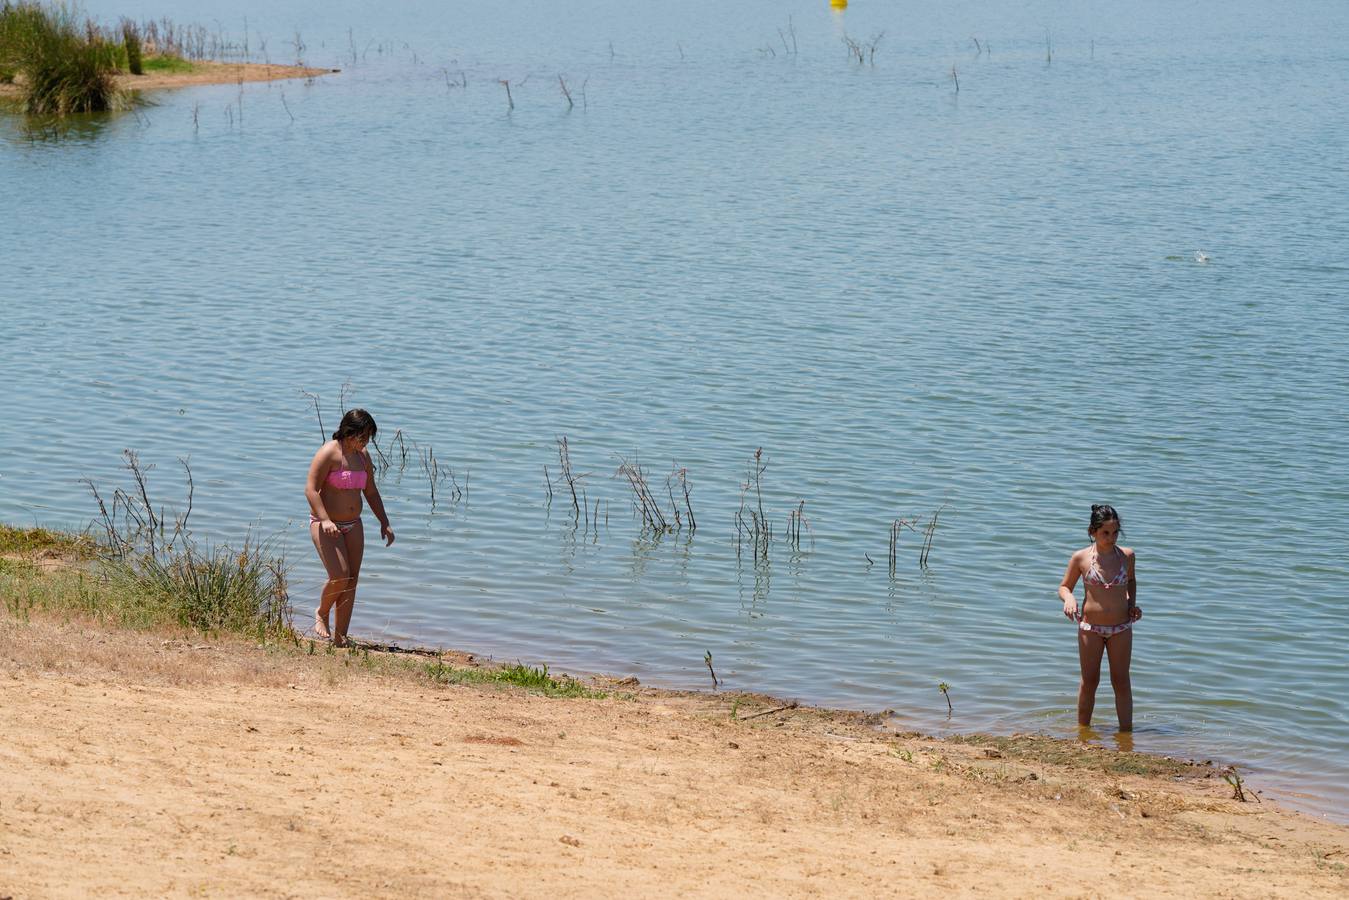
left=1089, top=504, right=1121, bottom=537
left=332, top=408, right=378, bottom=443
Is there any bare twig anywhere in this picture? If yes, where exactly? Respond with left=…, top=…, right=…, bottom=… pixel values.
left=736, top=701, right=798, bottom=721
left=299, top=390, right=325, bottom=443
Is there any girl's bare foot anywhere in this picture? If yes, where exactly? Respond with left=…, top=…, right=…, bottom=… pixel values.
left=314, top=608, right=331, bottom=640
left=333, top=634, right=349, bottom=648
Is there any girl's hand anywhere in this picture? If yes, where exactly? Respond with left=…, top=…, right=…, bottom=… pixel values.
left=1063, top=598, right=1078, bottom=621
left=1130, top=605, right=1143, bottom=622
left=381, top=523, right=395, bottom=547
left=321, top=519, right=340, bottom=537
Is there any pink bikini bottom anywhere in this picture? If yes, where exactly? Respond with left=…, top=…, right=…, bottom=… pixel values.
left=1079, top=620, right=1133, bottom=639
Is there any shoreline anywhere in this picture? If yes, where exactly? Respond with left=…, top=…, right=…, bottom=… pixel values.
left=0, top=61, right=335, bottom=101
left=2, top=528, right=1347, bottom=893
left=2, top=523, right=1345, bottom=829
left=1, top=611, right=1346, bottom=896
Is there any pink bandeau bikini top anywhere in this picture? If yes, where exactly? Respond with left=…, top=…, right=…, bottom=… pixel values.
left=326, top=463, right=368, bottom=491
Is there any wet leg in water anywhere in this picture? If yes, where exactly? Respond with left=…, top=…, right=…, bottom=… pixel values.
left=1105, top=627, right=1134, bottom=731
left=1076, top=629, right=1107, bottom=727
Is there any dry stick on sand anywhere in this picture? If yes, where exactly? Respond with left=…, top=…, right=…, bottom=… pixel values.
left=736, top=701, right=799, bottom=721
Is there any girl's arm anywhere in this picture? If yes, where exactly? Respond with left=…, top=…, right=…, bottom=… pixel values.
left=1058, top=553, right=1082, bottom=620
left=1126, top=549, right=1141, bottom=620
left=305, top=445, right=338, bottom=534
left=361, top=451, right=395, bottom=546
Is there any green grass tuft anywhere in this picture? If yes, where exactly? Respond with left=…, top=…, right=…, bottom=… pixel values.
left=0, top=1, right=127, bottom=114
left=425, top=657, right=606, bottom=699
left=140, top=54, right=193, bottom=73
left=0, top=523, right=96, bottom=558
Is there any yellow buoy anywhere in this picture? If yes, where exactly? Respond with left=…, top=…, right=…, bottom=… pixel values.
left=830, top=0, right=848, bottom=8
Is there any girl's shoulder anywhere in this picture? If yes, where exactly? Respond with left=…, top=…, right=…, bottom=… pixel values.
left=1120, top=546, right=1136, bottom=560
left=313, top=439, right=341, bottom=462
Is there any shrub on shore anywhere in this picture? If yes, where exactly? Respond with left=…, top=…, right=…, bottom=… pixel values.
left=120, top=18, right=140, bottom=74
left=1, top=528, right=291, bottom=636
left=3, top=452, right=290, bottom=636
left=0, top=1, right=126, bottom=114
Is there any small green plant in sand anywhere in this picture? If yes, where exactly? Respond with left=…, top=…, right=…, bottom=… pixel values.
left=1223, top=766, right=1257, bottom=803
left=938, top=681, right=953, bottom=715
left=425, top=654, right=605, bottom=699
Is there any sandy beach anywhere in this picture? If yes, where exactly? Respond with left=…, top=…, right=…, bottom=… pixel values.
left=1, top=607, right=1346, bottom=899
left=0, top=61, right=333, bottom=101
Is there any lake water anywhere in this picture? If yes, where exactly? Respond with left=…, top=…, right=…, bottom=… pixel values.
left=3, top=0, right=1347, bottom=820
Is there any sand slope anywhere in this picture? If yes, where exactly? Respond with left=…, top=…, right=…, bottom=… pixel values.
left=1, top=615, right=1345, bottom=898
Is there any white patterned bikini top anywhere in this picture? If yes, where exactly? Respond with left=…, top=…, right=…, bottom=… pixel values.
left=1083, top=546, right=1129, bottom=589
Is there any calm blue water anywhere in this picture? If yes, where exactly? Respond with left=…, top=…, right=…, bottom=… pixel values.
left=3, top=0, right=1348, bottom=820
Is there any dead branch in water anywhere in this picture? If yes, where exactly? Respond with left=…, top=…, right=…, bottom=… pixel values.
left=734, top=448, right=772, bottom=561
left=299, top=390, right=325, bottom=443
left=617, top=457, right=668, bottom=533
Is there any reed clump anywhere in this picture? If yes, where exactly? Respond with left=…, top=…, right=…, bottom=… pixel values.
left=75, top=450, right=291, bottom=635
left=0, top=1, right=126, bottom=115
left=120, top=18, right=140, bottom=74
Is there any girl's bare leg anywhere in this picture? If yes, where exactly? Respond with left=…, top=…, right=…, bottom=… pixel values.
left=310, top=521, right=353, bottom=641
left=1104, top=628, right=1134, bottom=731
left=1076, top=630, right=1106, bottom=726
left=332, top=521, right=364, bottom=647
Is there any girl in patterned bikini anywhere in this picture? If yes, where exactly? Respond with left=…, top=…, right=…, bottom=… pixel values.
left=305, top=408, right=395, bottom=647
left=1057, top=504, right=1142, bottom=731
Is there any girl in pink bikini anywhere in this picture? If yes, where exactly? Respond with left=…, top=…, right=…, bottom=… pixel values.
left=305, top=408, right=394, bottom=646
left=1058, top=505, right=1142, bottom=731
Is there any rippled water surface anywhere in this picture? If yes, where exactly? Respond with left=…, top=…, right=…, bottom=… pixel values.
left=4, top=0, right=1348, bottom=819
